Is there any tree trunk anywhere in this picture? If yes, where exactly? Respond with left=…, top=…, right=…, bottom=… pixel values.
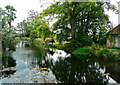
left=69, top=3, right=76, bottom=39
left=70, top=17, right=76, bottom=39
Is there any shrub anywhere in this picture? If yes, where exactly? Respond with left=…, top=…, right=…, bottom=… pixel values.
left=107, top=47, right=120, bottom=50
left=67, top=36, right=92, bottom=51
left=73, top=47, right=91, bottom=56
left=97, top=48, right=115, bottom=60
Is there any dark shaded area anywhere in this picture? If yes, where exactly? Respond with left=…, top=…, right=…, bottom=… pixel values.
left=2, top=51, right=16, bottom=78
left=105, top=62, right=120, bottom=83
left=37, top=52, right=108, bottom=84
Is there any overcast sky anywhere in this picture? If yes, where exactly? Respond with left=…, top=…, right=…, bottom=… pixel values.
left=0, top=0, right=120, bottom=27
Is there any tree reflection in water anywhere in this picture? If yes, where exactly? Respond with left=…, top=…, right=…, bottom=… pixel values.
left=53, top=57, right=108, bottom=84
left=105, top=62, right=120, bottom=83
left=37, top=49, right=109, bottom=84
left=2, top=51, right=16, bottom=78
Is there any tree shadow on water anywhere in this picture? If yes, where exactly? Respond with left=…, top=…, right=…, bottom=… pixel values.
left=2, top=51, right=16, bottom=78
left=37, top=52, right=109, bottom=84
left=51, top=56, right=109, bottom=84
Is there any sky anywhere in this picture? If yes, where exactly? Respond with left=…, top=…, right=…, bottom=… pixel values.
left=0, top=0, right=120, bottom=27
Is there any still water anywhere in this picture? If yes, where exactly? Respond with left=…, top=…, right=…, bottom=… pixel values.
left=0, top=41, right=120, bottom=84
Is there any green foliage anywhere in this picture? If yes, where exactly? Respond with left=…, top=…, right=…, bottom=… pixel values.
left=5, top=5, right=17, bottom=27
left=73, top=47, right=91, bottom=56
left=96, top=48, right=115, bottom=60
left=107, top=47, right=120, bottom=50
left=49, top=42, right=64, bottom=49
left=34, top=22, right=41, bottom=29
left=56, top=33, right=66, bottom=44
left=40, top=1, right=116, bottom=47
left=15, top=37, right=20, bottom=42
left=91, top=42, right=97, bottom=55
left=106, top=34, right=117, bottom=45
left=24, top=27, right=34, bottom=37
left=0, top=5, right=17, bottom=52
left=19, top=14, right=52, bottom=42
left=30, top=30, right=38, bottom=42
left=36, top=21, right=51, bottom=41
left=66, top=36, right=92, bottom=51
left=2, top=34, right=16, bottom=52
left=34, top=38, right=43, bottom=45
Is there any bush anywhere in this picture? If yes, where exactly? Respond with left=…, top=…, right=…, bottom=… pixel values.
left=66, top=36, right=92, bottom=51
left=97, top=48, right=115, bottom=60
left=107, top=47, right=120, bottom=50
left=73, top=47, right=92, bottom=56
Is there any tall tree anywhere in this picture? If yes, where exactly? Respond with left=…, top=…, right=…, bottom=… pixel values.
left=5, top=5, right=16, bottom=28
left=40, top=1, right=116, bottom=47
left=0, top=5, right=17, bottom=51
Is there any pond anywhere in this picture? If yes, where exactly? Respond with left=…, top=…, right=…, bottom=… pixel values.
left=0, top=41, right=120, bottom=84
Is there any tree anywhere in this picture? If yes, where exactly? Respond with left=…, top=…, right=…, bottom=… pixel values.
left=17, top=10, right=40, bottom=38
left=30, top=30, right=38, bottom=42
left=5, top=5, right=16, bottom=28
left=37, top=20, right=51, bottom=41
left=17, top=20, right=29, bottom=38
left=40, top=1, right=116, bottom=48
left=0, top=5, right=17, bottom=52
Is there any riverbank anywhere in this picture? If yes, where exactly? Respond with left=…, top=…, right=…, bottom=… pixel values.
left=1, top=41, right=120, bottom=83
left=48, top=42, right=120, bottom=61
left=30, top=38, right=120, bottom=61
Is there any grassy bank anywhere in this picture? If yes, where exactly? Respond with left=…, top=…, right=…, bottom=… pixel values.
left=72, top=46, right=120, bottom=61
left=30, top=38, right=120, bottom=61
left=49, top=42, right=120, bottom=61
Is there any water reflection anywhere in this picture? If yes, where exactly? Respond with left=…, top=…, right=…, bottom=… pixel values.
left=40, top=55, right=108, bottom=84
left=105, top=63, right=120, bottom=83
left=1, top=41, right=120, bottom=83
left=26, top=43, right=120, bottom=83
left=2, top=51, right=16, bottom=78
